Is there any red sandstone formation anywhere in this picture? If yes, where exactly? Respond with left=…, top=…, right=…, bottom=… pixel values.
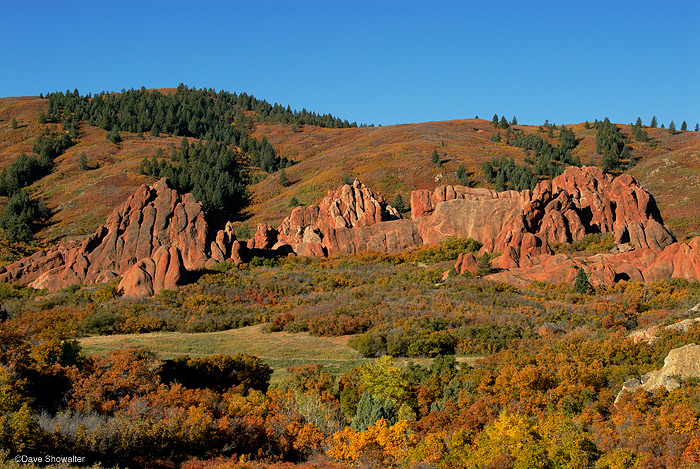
left=261, top=179, right=413, bottom=256
left=246, top=167, right=682, bottom=288
left=0, top=178, right=239, bottom=297
left=0, top=166, right=693, bottom=295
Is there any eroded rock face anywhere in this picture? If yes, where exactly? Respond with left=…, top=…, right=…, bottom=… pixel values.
left=0, top=178, right=239, bottom=297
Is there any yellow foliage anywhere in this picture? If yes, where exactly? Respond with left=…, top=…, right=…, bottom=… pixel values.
left=225, top=389, right=268, bottom=417
left=328, top=418, right=415, bottom=467
left=595, top=448, right=639, bottom=469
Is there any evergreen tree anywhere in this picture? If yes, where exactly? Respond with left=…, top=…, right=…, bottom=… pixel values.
left=278, top=168, right=289, bottom=187
left=350, top=392, right=397, bottom=432
left=499, top=116, right=509, bottom=129
left=494, top=170, right=506, bottom=192
left=492, top=114, right=499, bottom=128
left=681, top=121, right=687, bottom=131
left=392, top=194, right=405, bottom=213
left=511, top=115, right=518, bottom=125
left=573, top=268, right=590, bottom=294
left=477, top=254, right=494, bottom=277
left=635, top=117, right=643, bottom=127
left=0, top=190, right=47, bottom=242
left=107, top=127, right=121, bottom=144
left=10, top=117, right=18, bottom=129
left=696, top=124, right=699, bottom=132
left=650, top=116, right=658, bottom=128
left=668, top=121, right=676, bottom=134
left=78, top=152, right=89, bottom=171
left=584, top=121, right=590, bottom=129
left=482, top=161, right=495, bottom=183
left=456, top=164, right=470, bottom=186
left=431, top=149, right=440, bottom=165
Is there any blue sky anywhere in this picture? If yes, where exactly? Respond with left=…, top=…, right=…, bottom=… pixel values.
left=1, top=1, right=698, bottom=127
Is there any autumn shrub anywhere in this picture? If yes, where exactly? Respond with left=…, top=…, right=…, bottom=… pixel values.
left=399, top=236, right=482, bottom=264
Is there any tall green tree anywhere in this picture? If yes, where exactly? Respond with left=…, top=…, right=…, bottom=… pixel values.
left=573, top=268, right=590, bottom=293
left=650, top=116, right=658, bottom=128
left=78, top=152, right=89, bottom=171
left=681, top=121, right=687, bottom=131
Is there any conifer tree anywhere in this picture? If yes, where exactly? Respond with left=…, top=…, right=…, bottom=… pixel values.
left=278, top=168, right=289, bottom=187
left=78, top=152, right=89, bottom=170
left=650, top=116, right=658, bottom=128
left=573, top=268, right=590, bottom=293
left=392, top=194, right=405, bottom=213
left=681, top=121, right=687, bottom=131
left=668, top=121, right=676, bottom=134
left=492, top=114, right=499, bottom=128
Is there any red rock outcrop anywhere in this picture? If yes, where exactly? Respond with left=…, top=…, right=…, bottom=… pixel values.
left=0, top=178, right=239, bottom=297
left=0, top=166, right=686, bottom=295
left=418, top=167, right=674, bottom=271
left=251, top=179, right=411, bottom=257
left=249, top=168, right=675, bottom=278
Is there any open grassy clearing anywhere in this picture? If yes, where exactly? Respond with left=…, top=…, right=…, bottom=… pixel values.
left=79, top=323, right=480, bottom=385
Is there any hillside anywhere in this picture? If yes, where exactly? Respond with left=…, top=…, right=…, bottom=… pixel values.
left=2, top=93, right=699, bottom=254
left=248, top=120, right=700, bottom=241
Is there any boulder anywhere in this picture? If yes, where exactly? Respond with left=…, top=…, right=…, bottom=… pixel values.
left=616, top=344, right=700, bottom=403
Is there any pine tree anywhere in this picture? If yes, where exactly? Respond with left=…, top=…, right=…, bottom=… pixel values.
left=431, top=149, right=440, bottom=165
left=499, top=116, right=509, bottom=129
left=511, top=116, right=518, bottom=125
left=494, top=170, right=506, bottom=192
left=392, top=194, right=405, bottom=213
left=78, top=152, right=89, bottom=170
left=351, top=392, right=397, bottom=432
left=477, top=254, right=494, bottom=276
left=668, top=121, right=676, bottom=134
left=456, top=164, right=469, bottom=186
left=107, top=127, right=121, bottom=144
left=10, top=117, right=18, bottom=129
left=681, top=121, right=687, bottom=131
left=650, top=116, right=658, bottom=128
left=573, top=268, right=590, bottom=294
left=635, top=117, right=643, bottom=127
left=696, top=124, right=699, bottom=132
left=492, top=114, right=499, bottom=128
left=278, top=168, right=289, bottom=187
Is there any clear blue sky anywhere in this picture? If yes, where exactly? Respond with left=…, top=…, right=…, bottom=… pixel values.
left=1, top=1, right=698, bottom=127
